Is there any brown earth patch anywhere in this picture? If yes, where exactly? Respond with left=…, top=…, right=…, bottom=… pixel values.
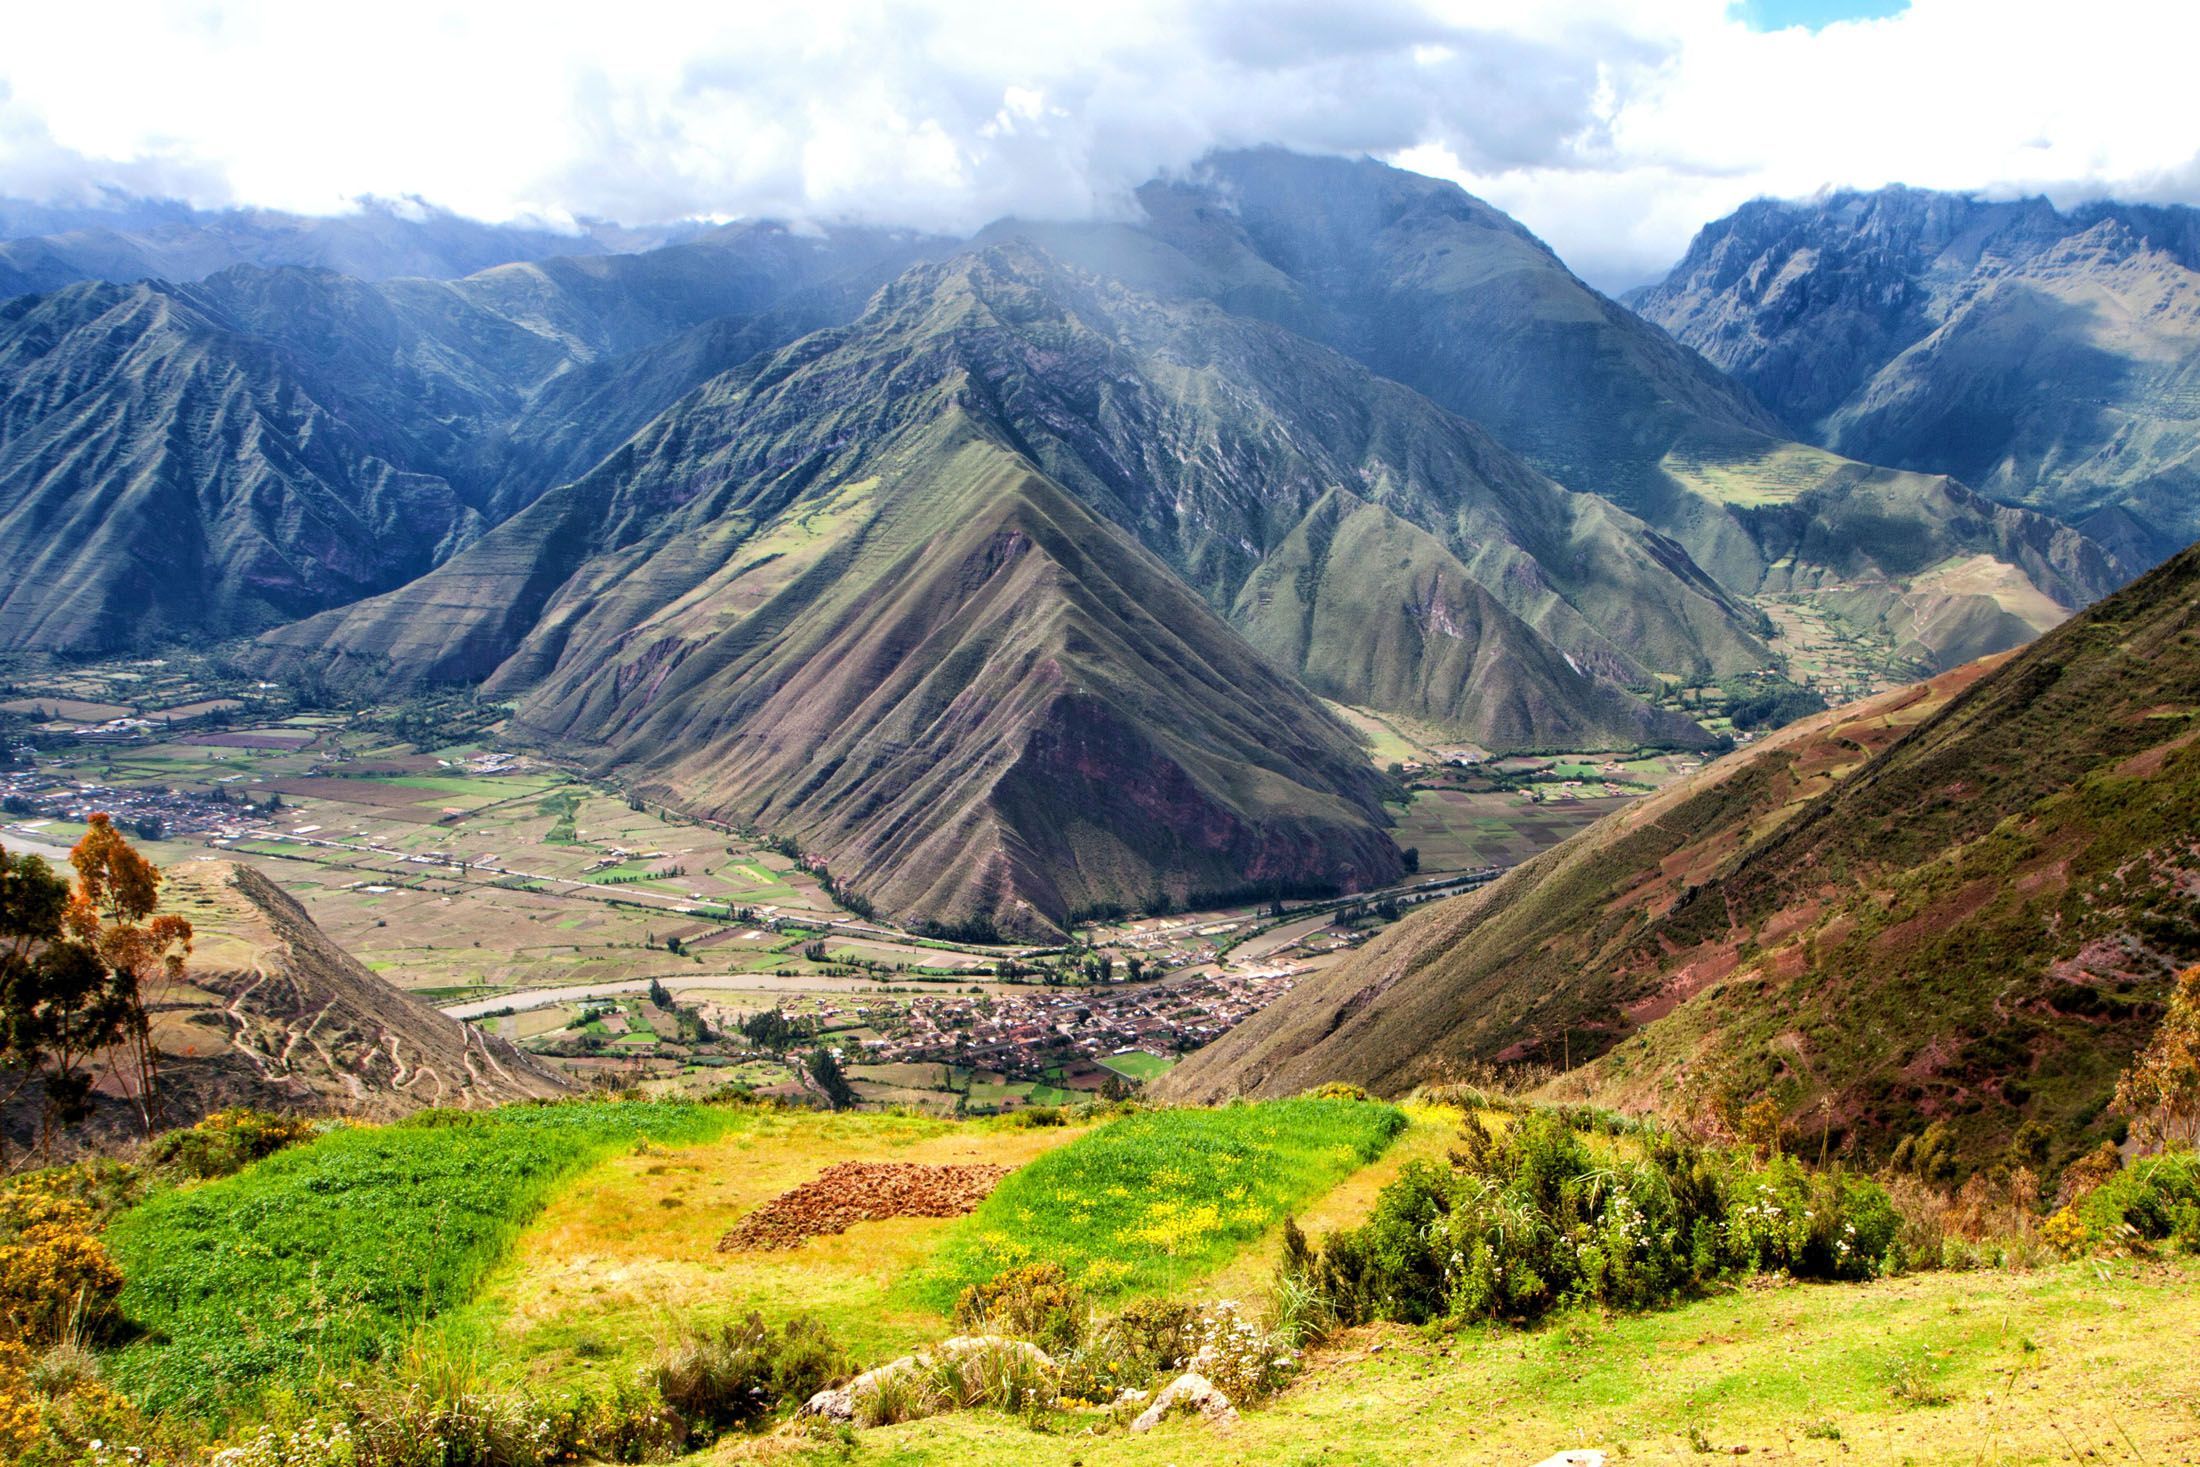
left=2112, top=726, right=2200, bottom=780
left=716, top=1161, right=1012, bottom=1251
left=1870, top=877, right=2001, bottom=959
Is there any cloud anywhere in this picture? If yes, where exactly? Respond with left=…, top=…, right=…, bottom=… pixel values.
left=1, top=0, right=2196, bottom=287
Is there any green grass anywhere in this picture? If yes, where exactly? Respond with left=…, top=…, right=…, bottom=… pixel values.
left=378, top=775, right=546, bottom=799
left=102, top=1100, right=748, bottom=1410
left=1096, top=1051, right=1176, bottom=1082
left=800, top=1260, right=2200, bottom=1465
left=906, top=1099, right=1404, bottom=1307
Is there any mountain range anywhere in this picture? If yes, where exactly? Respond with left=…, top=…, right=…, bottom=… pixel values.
left=1161, top=539, right=2200, bottom=1171
left=0, top=192, right=697, bottom=297
left=0, top=151, right=2157, bottom=939
left=1635, top=186, right=2200, bottom=574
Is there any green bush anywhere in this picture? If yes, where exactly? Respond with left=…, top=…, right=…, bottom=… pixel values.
left=652, top=1311, right=848, bottom=1435
left=2070, top=1150, right=2200, bottom=1252
left=148, top=1108, right=320, bottom=1180
left=1297, top=1109, right=1899, bottom=1327
left=1726, top=1156, right=1900, bottom=1281
left=1057, top=1297, right=1199, bottom=1402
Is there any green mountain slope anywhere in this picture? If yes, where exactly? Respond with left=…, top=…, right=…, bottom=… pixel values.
left=1162, top=540, right=2200, bottom=1172
left=1020, top=151, right=2120, bottom=670
left=268, top=244, right=1747, bottom=748
left=1231, top=487, right=1701, bottom=750
left=273, top=401, right=1405, bottom=940
left=1635, top=187, right=2200, bottom=572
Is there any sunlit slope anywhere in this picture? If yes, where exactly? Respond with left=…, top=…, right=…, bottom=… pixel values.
left=269, top=379, right=1408, bottom=939
left=1046, top=151, right=2120, bottom=666
left=1163, top=541, right=2200, bottom=1171
left=1638, top=186, right=2200, bottom=572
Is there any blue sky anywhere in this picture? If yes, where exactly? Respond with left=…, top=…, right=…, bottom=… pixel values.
left=1733, top=0, right=1912, bottom=30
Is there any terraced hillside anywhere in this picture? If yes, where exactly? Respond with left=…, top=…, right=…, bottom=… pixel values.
left=1163, top=541, right=2200, bottom=1173
left=1, top=857, right=568, bottom=1155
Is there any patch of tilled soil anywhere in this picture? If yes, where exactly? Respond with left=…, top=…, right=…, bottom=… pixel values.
left=716, top=1161, right=1012, bottom=1251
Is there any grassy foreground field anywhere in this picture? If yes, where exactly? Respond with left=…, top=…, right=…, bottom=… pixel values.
left=30, top=1095, right=2200, bottom=1466
left=908, top=1099, right=1406, bottom=1305
left=104, top=1103, right=749, bottom=1408
left=737, top=1261, right=2200, bottom=1465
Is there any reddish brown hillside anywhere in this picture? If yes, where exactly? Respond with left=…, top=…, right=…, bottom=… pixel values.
left=1163, top=542, right=2200, bottom=1172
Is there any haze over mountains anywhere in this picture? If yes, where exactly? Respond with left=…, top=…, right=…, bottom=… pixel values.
left=0, top=193, right=690, bottom=297
left=0, top=150, right=2164, bottom=940
left=1637, top=186, right=2200, bottom=574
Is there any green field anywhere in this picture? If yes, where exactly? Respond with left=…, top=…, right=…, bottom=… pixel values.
left=1096, top=1050, right=1176, bottom=1082
left=909, top=1098, right=1405, bottom=1305
left=102, top=1101, right=748, bottom=1409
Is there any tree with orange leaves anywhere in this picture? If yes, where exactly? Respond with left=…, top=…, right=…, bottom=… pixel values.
left=0, top=816, right=191, bottom=1157
left=2115, top=964, right=2200, bottom=1153
left=65, top=814, right=192, bottom=1137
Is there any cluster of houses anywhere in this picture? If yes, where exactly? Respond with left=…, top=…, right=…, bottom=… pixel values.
left=849, top=966, right=1300, bottom=1073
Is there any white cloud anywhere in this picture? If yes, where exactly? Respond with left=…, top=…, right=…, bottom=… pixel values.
left=1, top=0, right=2196, bottom=286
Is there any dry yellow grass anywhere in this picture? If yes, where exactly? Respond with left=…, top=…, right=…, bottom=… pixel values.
left=447, top=1111, right=1091, bottom=1375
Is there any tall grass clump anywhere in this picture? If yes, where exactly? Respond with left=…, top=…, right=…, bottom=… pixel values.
left=103, top=1101, right=750, bottom=1410
left=911, top=1099, right=1404, bottom=1307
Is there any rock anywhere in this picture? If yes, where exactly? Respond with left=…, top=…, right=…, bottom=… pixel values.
left=1129, top=1372, right=1238, bottom=1433
left=938, top=1334, right=1058, bottom=1370
left=802, top=1355, right=924, bottom=1421
left=799, top=1387, right=855, bottom=1422
left=1529, top=1453, right=1606, bottom=1467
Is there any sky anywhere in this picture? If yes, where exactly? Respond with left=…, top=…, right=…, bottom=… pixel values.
left=2, top=0, right=2197, bottom=288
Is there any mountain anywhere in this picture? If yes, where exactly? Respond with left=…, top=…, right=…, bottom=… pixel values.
left=0, top=194, right=692, bottom=298
left=1160, top=539, right=2200, bottom=1174
left=1634, top=186, right=2200, bottom=573
left=0, top=226, right=942, bottom=650
left=1015, top=152, right=2122, bottom=673
left=265, top=244, right=1851, bottom=934
left=2, top=858, right=567, bottom=1155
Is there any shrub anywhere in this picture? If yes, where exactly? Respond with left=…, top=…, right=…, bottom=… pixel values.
left=0, top=1339, right=148, bottom=1466
left=255, top=1358, right=683, bottom=1467
left=851, top=1360, right=943, bottom=1428
left=1296, top=1107, right=1900, bottom=1329
left=213, top=1418, right=362, bottom=1467
left=2064, top=1150, right=2200, bottom=1254
left=0, top=1188, right=124, bottom=1347
left=652, top=1311, right=847, bottom=1435
left=150, top=1108, right=319, bottom=1179
left=1179, top=1300, right=1297, bottom=1404
left=1058, top=1298, right=1199, bottom=1402
left=926, top=1338, right=1058, bottom=1413
left=1726, top=1156, right=1900, bottom=1281
left=952, top=1263, right=1087, bottom=1353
